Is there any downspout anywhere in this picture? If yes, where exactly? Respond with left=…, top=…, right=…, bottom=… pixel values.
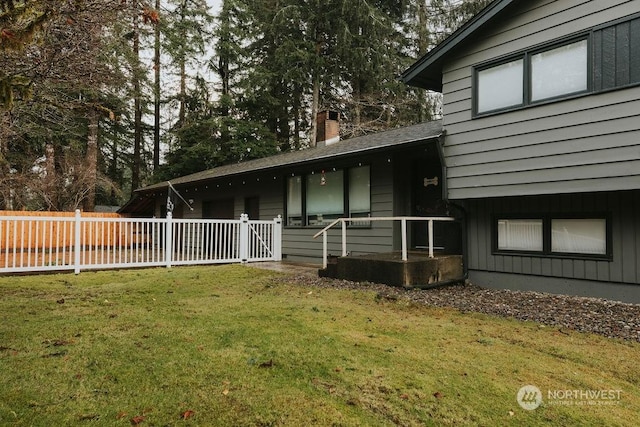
left=434, top=131, right=469, bottom=284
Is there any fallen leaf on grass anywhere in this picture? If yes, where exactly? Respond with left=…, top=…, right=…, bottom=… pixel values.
left=222, top=389, right=229, bottom=396
left=400, top=393, right=410, bottom=400
left=181, top=410, right=195, bottom=419
left=116, top=411, right=127, bottom=420
left=130, top=415, right=145, bottom=425
left=433, top=391, right=443, bottom=399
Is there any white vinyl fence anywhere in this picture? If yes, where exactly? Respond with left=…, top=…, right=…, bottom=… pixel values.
left=0, top=211, right=282, bottom=274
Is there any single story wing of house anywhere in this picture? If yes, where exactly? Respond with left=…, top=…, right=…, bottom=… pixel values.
left=122, top=0, right=640, bottom=304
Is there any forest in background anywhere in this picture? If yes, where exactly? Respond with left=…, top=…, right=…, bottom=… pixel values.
left=0, top=0, right=490, bottom=211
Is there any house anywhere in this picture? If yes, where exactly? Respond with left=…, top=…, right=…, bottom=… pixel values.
left=123, top=0, right=640, bottom=303
left=120, top=115, right=460, bottom=268
left=402, top=0, right=640, bottom=303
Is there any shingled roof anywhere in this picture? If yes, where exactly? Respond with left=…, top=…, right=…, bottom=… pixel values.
left=140, top=119, right=443, bottom=192
left=118, top=120, right=442, bottom=214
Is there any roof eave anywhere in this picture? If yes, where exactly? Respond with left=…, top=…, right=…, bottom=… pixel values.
left=401, top=0, right=517, bottom=91
left=133, top=131, right=443, bottom=195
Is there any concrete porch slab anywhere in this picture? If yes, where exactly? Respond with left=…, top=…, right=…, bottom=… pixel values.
left=321, top=251, right=464, bottom=289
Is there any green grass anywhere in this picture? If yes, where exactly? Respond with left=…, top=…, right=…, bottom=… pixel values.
left=0, top=265, right=638, bottom=426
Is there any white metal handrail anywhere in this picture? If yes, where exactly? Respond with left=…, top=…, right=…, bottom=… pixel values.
left=313, top=216, right=457, bottom=269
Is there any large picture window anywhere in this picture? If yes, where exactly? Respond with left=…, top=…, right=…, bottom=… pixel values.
left=306, top=170, right=344, bottom=226
left=495, top=215, right=609, bottom=258
left=285, top=166, right=371, bottom=227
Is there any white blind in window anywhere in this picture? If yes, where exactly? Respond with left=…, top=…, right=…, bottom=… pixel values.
left=498, top=219, right=543, bottom=251
left=477, top=59, right=524, bottom=113
left=531, top=39, right=588, bottom=102
left=551, top=219, right=606, bottom=255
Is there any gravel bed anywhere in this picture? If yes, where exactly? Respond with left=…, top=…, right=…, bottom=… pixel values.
left=274, top=274, right=640, bottom=342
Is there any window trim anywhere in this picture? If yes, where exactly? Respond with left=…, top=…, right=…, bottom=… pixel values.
left=493, top=213, right=612, bottom=260
left=473, top=34, right=590, bottom=117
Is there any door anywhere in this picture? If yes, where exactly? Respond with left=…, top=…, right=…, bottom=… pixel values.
left=411, top=157, right=444, bottom=249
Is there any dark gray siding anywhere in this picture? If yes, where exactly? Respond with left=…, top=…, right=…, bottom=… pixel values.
left=441, top=0, right=640, bottom=199
left=465, top=190, right=640, bottom=290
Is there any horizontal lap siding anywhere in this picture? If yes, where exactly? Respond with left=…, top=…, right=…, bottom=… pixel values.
left=441, top=0, right=640, bottom=199
left=465, top=191, right=640, bottom=285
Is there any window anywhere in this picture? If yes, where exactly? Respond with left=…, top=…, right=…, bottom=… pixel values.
left=551, top=218, right=606, bottom=255
left=477, top=58, right=524, bottom=113
left=530, top=39, right=588, bottom=102
left=349, top=166, right=371, bottom=218
left=495, top=215, right=609, bottom=258
left=474, top=38, right=589, bottom=115
left=306, top=170, right=344, bottom=226
left=285, top=165, right=371, bottom=227
left=286, top=176, right=303, bottom=226
left=497, top=219, right=543, bottom=252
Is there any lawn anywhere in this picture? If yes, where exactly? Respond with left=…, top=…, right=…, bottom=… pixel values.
left=0, top=265, right=638, bottom=426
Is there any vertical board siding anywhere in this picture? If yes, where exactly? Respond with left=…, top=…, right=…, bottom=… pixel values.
left=440, top=0, right=640, bottom=199
left=466, top=190, right=639, bottom=285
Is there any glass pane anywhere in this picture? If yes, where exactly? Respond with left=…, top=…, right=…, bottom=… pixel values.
left=552, top=218, right=606, bottom=255
left=477, top=58, right=524, bottom=113
left=286, top=176, right=302, bottom=226
left=349, top=166, right=370, bottom=217
left=497, top=219, right=543, bottom=251
left=306, top=170, right=344, bottom=226
left=531, top=39, right=588, bottom=101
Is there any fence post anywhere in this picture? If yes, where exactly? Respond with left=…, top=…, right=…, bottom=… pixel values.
left=273, top=215, right=282, bottom=261
left=239, top=214, right=249, bottom=263
left=74, top=209, right=81, bottom=274
left=165, top=211, right=173, bottom=268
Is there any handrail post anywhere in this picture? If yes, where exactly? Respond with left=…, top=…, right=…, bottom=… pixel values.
left=322, top=230, right=328, bottom=269
left=428, top=219, right=434, bottom=258
left=401, top=218, right=407, bottom=261
left=74, top=209, right=81, bottom=274
left=341, top=220, right=347, bottom=256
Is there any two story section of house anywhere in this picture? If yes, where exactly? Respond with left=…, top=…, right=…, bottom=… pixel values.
left=403, top=0, right=640, bottom=303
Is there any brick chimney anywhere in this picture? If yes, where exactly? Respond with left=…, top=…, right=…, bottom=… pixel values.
left=316, top=110, right=340, bottom=147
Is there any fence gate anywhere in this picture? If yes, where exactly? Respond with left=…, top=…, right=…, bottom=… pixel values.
left=0, top=210, right=282, bottom=275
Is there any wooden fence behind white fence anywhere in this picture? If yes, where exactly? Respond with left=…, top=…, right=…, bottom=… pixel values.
left=0, top=211, right=282, bottom=274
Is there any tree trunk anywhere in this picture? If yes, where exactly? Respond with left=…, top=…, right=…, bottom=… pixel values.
left=83, top=109, right=98, bottom=212
left=44, top=142, right=57, bottom=211
left=132, top=0, right=142, bottom=193
left=153, top=0, right=161, bottom=171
